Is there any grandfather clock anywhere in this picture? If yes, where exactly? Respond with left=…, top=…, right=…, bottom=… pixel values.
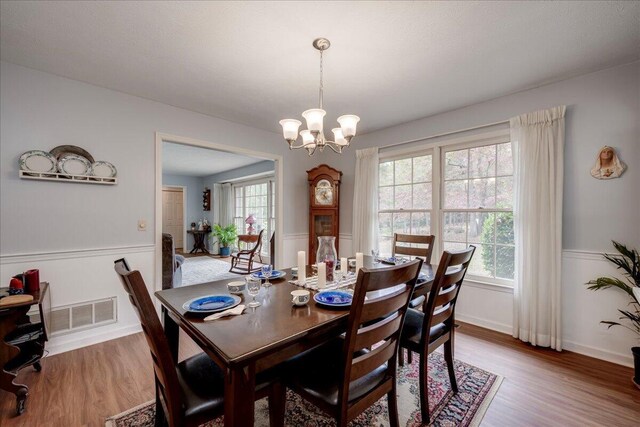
left=307, top=164, right=342, bottom=264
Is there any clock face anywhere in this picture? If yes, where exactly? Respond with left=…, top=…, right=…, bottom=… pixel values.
left=315, top=179, right=334, bottom=205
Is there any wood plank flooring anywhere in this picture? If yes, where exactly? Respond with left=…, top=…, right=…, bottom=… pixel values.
left=1, top=323, right=638, bottom=426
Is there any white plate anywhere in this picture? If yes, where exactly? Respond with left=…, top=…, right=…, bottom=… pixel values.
left=19, top=150, right=57, bottom=173
left=58, top=154, right=91, bottom=176
left=90, top=161, right=117, bottom=178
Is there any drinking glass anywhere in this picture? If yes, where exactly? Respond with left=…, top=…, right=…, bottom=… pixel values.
left=246, top=276, right=261, bottom=308
left=371, top=249, right=380, bottom=265
left=261, top=265, right=273, bottom=288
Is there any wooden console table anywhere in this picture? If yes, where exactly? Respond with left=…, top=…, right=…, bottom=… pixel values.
left=237, top=233, right=260, bottom=250
left=0, top=283, right=50, bottom=415
left=187, top=229, right=211, bottom=254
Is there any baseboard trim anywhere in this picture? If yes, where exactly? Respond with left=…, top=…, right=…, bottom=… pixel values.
left=46, top=323, right=142, bottom=356
left=563, top=340, right=634, bottom=367
left=1, top=244, right=155, bottom=264
left=456, top=314, right=512, bottom=335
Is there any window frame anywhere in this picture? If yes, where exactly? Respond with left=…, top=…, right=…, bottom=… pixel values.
left=232, top=175, right=275, bottom=257
left=378, top=129, right=514, bottom=287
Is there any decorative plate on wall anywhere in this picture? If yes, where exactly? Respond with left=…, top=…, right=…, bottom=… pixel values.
left=50, top=145, right=95, bottom=163
left=58, top=154, right=91, bottom=176
left=19, top=150, right=58, bottom=173
left=90, top=161, right=117, bottom=178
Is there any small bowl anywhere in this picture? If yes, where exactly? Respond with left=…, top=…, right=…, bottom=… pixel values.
left=227, top=281, right=246, bottom=294
left=291, top=267, right=298, bottom=277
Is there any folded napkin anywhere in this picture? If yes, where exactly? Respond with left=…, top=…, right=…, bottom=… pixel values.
left=204, top=304, right=246, bottom=321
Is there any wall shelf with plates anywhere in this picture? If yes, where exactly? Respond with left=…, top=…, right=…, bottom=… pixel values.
left=18, top=145, right=117, bottom=185
left=19, top=170, right=117, bottom=185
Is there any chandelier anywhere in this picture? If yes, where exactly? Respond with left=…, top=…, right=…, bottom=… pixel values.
left=279, top=38, right=360, bottom=156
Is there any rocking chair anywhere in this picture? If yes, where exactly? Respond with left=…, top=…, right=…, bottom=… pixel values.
left=229, top=229, right=265, bottom=274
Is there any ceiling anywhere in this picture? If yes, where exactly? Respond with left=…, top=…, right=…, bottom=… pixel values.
left=1, top=1, right=638, bottom=135
left=162, top=142, right=264, bottom=177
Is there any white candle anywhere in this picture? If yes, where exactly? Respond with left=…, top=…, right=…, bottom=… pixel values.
left=297, top=251, right=306, bottom=283
left=317, top=262, right=326, bottom=288
left=356, top=252, right=364, bottom=273
left=340, top=257, right=348, bottom=274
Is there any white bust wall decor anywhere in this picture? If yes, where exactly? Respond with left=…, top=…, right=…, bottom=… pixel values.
left=590, top=146, right=626, bottom=180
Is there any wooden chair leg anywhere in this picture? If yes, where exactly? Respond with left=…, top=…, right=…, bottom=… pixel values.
left=387, top=381, right=400, bottom=427
left=419, top=353, right=430, bottom=424
left=399, top=347, right=405, bottom=367
left=444, top=338, right=458, bottom=393
left=407, top=349, right=413, bottom=364
left=154, top=384, right=168, bottom=427
left=268, top=382, right=286, bottom=427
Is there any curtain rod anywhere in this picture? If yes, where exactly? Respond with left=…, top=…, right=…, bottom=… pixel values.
left=379, top=119, right=510, bottom=151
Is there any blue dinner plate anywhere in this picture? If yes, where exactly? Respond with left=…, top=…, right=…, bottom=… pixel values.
left=251, top=270, right=286, bottom=280
left=182, top=294, right=241, bottom=313
left=314, top=290, right=353, bottom=307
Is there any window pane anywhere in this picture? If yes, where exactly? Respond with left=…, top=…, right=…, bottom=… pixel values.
left=379, top=162, right=393, bottom=186
left=469, top=178, right=496, bottom=208
left=443, top=212, right=467, bottom=242
left=472, top=244, right=493, bottom=277
left=379, top=236, right=393, bottom=257
left=411, top=212, right=430, bottom=235
left=495, top=212, right=514, bottom=245
left=468, top=212, right=494, bottom=244
left=496, top=245, right=515, bottom=279
left=413, top=155, right=432, bottom=183
left=444, top=180, right=468, bottom=209
left=412, top=183, right=431, bottom=209
left=497, top=143, right=513, bottom=176
left=379, top=213, right=392, bottom=237
left=496, top=176, right=513, bottom=209
left=392, top=212, right=411, bottom=234
left=379, top=186, right=393, bottom=210
left=469, top=145, right=496, bottom=178
left=394, top=158, right=412, bottom=185
left=443, top=241, right=467, bottom=252
left=444, top=149, right=468, bottom=180
left=394, top=184, right=412, bottom=210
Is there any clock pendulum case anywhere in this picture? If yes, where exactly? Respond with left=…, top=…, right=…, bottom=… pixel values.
left=307, top=164, right=342, bottom=264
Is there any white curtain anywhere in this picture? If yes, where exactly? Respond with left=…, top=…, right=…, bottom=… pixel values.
left=219, top=183, right=234, bottom=227
left=511, top=106, right=565, bottom=350
left=352, top=147, right=379, bottom=254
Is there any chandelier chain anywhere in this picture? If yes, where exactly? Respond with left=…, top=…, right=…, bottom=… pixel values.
left=319, top=49, right=324, bottom=110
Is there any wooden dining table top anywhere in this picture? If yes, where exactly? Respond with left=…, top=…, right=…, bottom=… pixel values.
left=155, top=258, right=435, bottom=367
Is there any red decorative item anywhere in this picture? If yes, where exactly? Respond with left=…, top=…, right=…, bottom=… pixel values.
left=24, top=269, right=40, bottom=292
left=10, top=277, right=23, bottom=289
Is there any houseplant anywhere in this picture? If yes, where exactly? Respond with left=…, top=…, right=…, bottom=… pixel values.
left=212, top=223, right=238, bottom=257
left=586, top=241, right=640, bottom=389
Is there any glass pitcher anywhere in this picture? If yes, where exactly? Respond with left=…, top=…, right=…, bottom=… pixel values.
left=316, top=236, right=337, bottom=282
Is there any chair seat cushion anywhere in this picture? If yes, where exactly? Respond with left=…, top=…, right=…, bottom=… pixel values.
left=287, top=339, right=388, bottom=407
left=177, top=352, right=276, bottom=421
left=400, top=308, right=447, bottom=351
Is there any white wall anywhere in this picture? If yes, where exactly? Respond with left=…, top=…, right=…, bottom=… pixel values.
left=0, top=61, right=310, bottom=353
left=306, top=62, right=640, bottom=366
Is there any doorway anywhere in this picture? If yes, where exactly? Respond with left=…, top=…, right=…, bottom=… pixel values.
left=162, top=186, right=185, bottom=251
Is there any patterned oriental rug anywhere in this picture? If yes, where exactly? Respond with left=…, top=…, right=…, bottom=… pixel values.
left=180, top=256, right=242, bottom=286
left=106, top=352, right=502, bottom=426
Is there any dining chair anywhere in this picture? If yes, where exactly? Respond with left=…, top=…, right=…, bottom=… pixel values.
left=229, top=229, right=265, bottom=274
left=113, top=258, right=284, bottom=427
left=282, top=259, right=423, bottom=427
left=399, top=246, right=475, bottom=424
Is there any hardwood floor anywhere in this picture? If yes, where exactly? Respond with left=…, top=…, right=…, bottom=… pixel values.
left=1, top=323, right=638, bottom=426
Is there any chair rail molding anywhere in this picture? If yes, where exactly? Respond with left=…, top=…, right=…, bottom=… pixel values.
left=0, top=244, right=155, bottom=264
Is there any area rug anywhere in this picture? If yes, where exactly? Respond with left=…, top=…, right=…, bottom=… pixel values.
left=181, top=256, right=242, bottom=286
left=105, top=352, right=502, bottom=426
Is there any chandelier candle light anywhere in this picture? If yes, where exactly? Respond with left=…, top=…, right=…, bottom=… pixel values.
left=279, top=38, right=360, bottom=156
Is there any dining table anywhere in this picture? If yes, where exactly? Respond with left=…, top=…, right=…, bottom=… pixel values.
left=155, top=256, right=434, bottom=427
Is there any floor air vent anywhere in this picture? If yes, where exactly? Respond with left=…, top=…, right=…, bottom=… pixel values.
left=50, top=297, right=117, bottom=336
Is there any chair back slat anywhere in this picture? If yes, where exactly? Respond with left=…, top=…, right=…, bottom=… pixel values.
left=392, top=233, right=435, bottom=263
left=350, top=339, right=396, bottom=381
left=114, top=259, right=183, bottom=425
left=421, top=247, right=475, bottom=347
left=338, top=259, right=422, bottom=407
left=354, top=312, right=403, bottom=350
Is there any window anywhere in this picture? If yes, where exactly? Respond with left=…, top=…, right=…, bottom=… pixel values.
left=442, top=142, right=514, bottom=281
left=233, top=178, right=275, bottom=256
left=378, top=154, right=432, bottom=256
left=377, top=133, right=514, bottom=285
